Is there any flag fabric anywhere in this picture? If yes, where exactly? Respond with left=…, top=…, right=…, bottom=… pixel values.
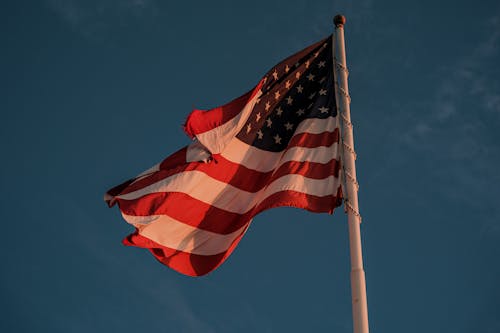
left=105, top=35, right=343, bottom=276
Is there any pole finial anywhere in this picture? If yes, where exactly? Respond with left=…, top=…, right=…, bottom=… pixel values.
left=334, top=14, right=346, bottom=27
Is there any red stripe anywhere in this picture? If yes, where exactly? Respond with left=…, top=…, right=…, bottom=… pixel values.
left=123, top=227, right=247, bottom=276
left=288, top=128, right=339, bottom=148
left=274, top=159, right=341, bottom=180
left=183, top=81, right=263, bottom=137
left=254, top=187, right=343, bottom=215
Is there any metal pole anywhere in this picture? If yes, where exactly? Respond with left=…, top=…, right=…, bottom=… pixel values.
left=332, top=15, right=370, bottom=333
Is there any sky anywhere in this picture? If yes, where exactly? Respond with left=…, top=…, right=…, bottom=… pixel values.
left=1, top=0, right=500, bottom=332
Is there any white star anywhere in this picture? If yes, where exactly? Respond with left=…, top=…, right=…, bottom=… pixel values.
left=296, top=108, right=305, bottom=116
left=246, top=123, right=252, bottom=133
left=314, top=50, right=320, bottom=58
left=274, top=90, right=280, bottom=100
left=309, top=92, right=316, bottom=100
left=265, top=101, right=271, bottom=111
left=319, top=89, right=327, bottom=96
left=318, top=61, right=326, bottom=68
left=256, top=112, right=261, bottom=122
left=285, top=80, right=291, bottom=89
left=255, top=97, right=261, bottom=104
left=276, top=107, right=283, bottom=116
left=286, top=96, right=293, bottom=105
left=273, top=134, right=282, bottom=144
left=295, top=62, right=300, bottom=68
left=319, top=106, right=329, bottom=114
left=307, top=73, right=315, bottom=81
left=273, top=70, right=278, bottom=80
left=308, top=103, right=314, bottom=109
left=295, top=71, right=301, bottom=79
left=266, top=118, right=272, bottom=128
left=319, top=77, right=326, bottom=83
left=257, top=129, right=263, bottom=139
left=285, top=64, right=290, bottom=73
left=284, top=122, right=293, bottom=131
left=305, top=60, right=310, bottom=68
left=296, top=85, right=304, bottom=93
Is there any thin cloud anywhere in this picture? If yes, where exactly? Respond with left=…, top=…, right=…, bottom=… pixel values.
left=360, top=11, right=500, bottom=237
left=400, top=12, right=500, bottom=148
left=405, top=13, right=500, bottom=235
left=45, top=0, right=159, bottom=40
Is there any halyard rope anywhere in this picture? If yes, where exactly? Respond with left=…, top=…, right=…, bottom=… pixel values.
left=334, top=57, right=362, bottom=223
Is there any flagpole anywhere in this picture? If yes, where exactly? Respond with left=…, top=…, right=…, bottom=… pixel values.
left=332, top=15, right=370, bottom=333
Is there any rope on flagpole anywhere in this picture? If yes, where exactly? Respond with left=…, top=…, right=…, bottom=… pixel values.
left=336, top=61, right=349, bottom=76
left=334, top=57, right=362, bottom=223
left=345, top=200, right=362, bottom=221
left=345, top=170, right=360, bottom=191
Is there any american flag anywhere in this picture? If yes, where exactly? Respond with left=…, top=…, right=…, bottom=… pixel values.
left=105, top=35, right=343, bottom=276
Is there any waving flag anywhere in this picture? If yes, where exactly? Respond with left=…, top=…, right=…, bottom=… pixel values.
left=105, top=35, right=343, bottom=276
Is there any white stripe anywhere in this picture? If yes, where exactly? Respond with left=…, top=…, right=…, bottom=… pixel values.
left=195, top=90, right=262, bottom=154
left=117, top=170, right=341, bottom=214
left=123, top=213, right=248, bottom=255
left=261, top=174, right=340, bottom=202
left=221, top=138, right=340, bottom=172
left=294, top=116, right=339, bottom=135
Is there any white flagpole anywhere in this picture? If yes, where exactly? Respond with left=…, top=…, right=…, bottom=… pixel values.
left=332, top=15, right=370, bottom=333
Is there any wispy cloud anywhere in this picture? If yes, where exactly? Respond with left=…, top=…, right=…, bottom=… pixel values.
left=407, top=13, right=500, bottom=149
left=395, top=12, right=500, bottom=235
left=45, top=0, right=159, bottom=40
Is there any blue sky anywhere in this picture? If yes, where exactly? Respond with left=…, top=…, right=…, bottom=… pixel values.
left=1, top=1, right=499, bottom=332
